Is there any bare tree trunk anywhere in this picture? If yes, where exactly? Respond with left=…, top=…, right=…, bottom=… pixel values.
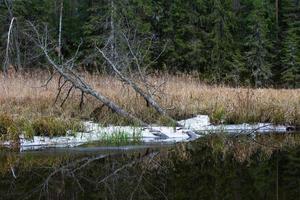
left=3, top=0, right=22, bottom=73
left=276, top=0, right=279, bottom=36
left=58, top=0, right=63, bottom=63
left=3, top=17, right=16, bottom=76
left=232, top=0, right=240, bottom=11
left=15, top=47, right=21, bottom=71
left=110, top=0, right=116, bottom=63
left=13, top=25, right=22, bottom=71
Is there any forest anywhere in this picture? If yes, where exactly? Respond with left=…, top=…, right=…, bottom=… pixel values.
left=0, top=2, right=300, bottom=199
left=0, top=0, right=299, bottom=88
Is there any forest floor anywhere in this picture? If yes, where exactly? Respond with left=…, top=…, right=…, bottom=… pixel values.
left=0, top=72, right=299, bottom=139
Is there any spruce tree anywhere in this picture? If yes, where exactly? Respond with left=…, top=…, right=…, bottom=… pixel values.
left=281, top=29, right=300, bottom=88
left=280, top=0, right=300, bottom=88
left=244, top=0, right=273, bottom=87
left=150, top=0, right=209, bottom=72
left=208, top=0, right=236, bottom=83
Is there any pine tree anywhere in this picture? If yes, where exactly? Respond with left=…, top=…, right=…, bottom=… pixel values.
left=83, top=0, right=111, bottom=47
left=149, top=0, right=209, bottom=72
left=244, top=0, right=273, bottom=87
left=281, top=29, right=300, bottom=88
left=208, top=0, right=236, bottom=83
left=280, top=0, right=300, bottom=88
left=226, top=49, right=247, bottom=86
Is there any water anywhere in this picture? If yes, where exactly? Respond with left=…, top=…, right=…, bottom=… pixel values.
left=0, top=132, right=300, bottom=200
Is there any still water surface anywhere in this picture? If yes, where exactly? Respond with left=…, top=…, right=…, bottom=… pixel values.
left=0, top=132, right=300, bottom=200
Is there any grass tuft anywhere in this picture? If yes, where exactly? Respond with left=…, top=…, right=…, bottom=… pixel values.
left=31, top=117, right=83, bottom=137
left=0, top=113, right=83, bottom=140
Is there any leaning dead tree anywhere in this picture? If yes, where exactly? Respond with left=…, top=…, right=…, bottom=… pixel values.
left=96, top=28, right=198, bottom=138
left=27, top=22, right=145, bottom=125
left=96, top=29, right=183, bottom=127
left=26, top=21, right=174, bottom=138
left=26, top=18, right=198, bottom=139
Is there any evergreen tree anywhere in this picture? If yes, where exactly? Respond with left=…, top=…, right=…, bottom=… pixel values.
left=0, top=0, right=299, bottom=87
left=83, top=0, right=112, bottom=47
left=281, top=29, right=300, bottom=88
left=227, top=49, right=247, bottom=86
left=208, top=0, right=237, bottom=83
left=280, top=0, right=300, bottom=88
left=244, top=0, right=273, bottom=87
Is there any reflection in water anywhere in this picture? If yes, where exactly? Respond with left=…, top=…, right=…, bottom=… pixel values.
left=0, top=133, right=300, bottom=200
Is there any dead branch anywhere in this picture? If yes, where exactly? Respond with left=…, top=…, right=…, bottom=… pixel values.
left=58, top=0, right=63, bottom=63
left=61, top=85, right=74, bottom=107
left=53, top=79, right=68, bottom=105
left=79, top=91, right=85, bottom=110
left=96, top=46, right=168, bottom=117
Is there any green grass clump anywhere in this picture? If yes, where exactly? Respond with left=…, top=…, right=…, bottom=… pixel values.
left=0, top=113, right=84, bottom=141
left=14, top=118, right=35, bottom=139
left=211, top=106, right=226, bottom=124
left=0, top=114, right=14, bottom=135
left=101, top=129, right=142, bottom=145
left=102, top=131, right=130, bottom=145
left=0, top=114, right=18, bottom=140
left=31, top=117, right=83, bottom=137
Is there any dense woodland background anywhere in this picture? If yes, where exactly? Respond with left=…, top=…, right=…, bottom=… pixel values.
left=0, top=0, right=299, bottom=88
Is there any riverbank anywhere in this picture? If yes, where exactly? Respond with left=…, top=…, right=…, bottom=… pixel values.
left=0, top=115, right=294, bottom=151
left=0, top=72, right=299, bottom=141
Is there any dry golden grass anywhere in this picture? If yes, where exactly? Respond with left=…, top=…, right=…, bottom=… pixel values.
left=0, top=72, right=299, bottom=125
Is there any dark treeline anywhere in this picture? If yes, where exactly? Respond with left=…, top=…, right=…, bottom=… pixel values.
left=0, top=0, right=299, bottom=88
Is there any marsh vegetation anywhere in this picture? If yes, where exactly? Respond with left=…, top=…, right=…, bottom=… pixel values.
left=0, top=73, right=299, bottom=141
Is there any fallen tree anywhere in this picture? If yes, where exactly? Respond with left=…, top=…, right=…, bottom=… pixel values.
left=22, top=16, right=199, bottom=139
left=27, top=21, right=145, bottom=125
left=25, top=21, right=180, bottom=139
left=94, top=22, right=196, bottom=128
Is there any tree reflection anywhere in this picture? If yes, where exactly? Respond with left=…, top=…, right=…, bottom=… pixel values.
left=0, top=133, right=300, bottom=200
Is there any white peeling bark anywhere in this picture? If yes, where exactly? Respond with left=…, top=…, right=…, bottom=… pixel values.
left=3, top=17, right=16, bottom=76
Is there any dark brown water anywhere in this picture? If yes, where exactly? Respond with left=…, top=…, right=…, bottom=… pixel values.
left=0, top=132, right=300, bottom=200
